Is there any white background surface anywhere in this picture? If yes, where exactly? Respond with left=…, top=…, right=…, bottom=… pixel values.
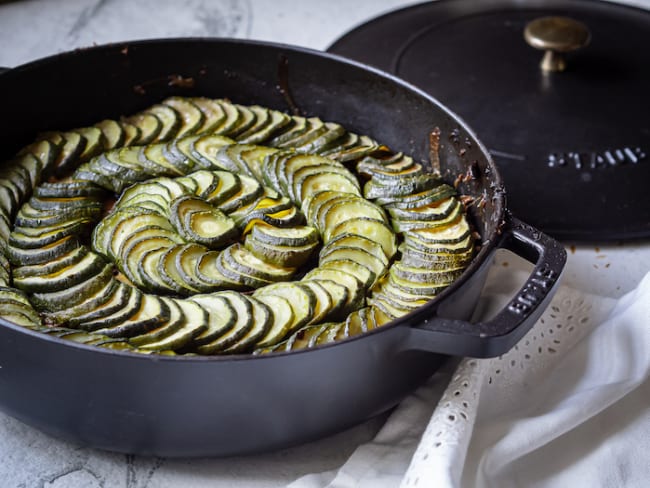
left=0, top=0, right=649, bottom=486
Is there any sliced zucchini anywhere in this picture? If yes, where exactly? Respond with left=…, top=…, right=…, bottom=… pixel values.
left=62, top=279, right=129, bottom=326
left=190, top=134, right=237, bottom=170
left=6, top=234, right=79, bottom=266
left=157, top=244, right=202, bottom=295
left=139, top=143, right=186, bottom=176
left=0, top=182, right=18, bottom=219
left=386, top=195, right=460, bottom=223
left=119, top=120, right=142, bottom=146
left=203, top=170, right=241, bottom=206
left=240, top=202, right=304, bottom=232
left=253, top=282, right=316, bottom=335
left=375, top=184, right=456, bottom=209
left=222, top=243, right=294, bottom=283
left=195, top=291, right=253, bottom=354
left=9, top=220, right=89, bottom=250
left=253, top=293, right=294, bottom=348
left=244, top=231, right=318, bottom=268
left=284, top=323, right=327, bottom=351
left=215, top=143, right=257, bottom=177
left=293, top=122, right=346, bottom=154
left=76, top=283, right=142, bottom=329
left=92, top=207, right=169, bottom=260
left=51, top=131, right=87, bottom=176
left=95, top=294, right=170, bottom=338
left=238, top=108, right=291, bottom=145
left=315, top=194, right=387, bottom=236
left=128, top=297, right=184, bottom=347
left=124, top=112, right=162, bottom=145
left=74, top=127, right=105, bottom=162
left=302, top=267, right=364, bottom=314
left=13, top=248, right=104, bottom=293
left=399, top=245, right=474, bottom=270
left=169, top=195, right=238, bottom=248
left=386, top=267, right=455, bottom=297
left=41, top=277, right=120, bottom=326
left=30, top=263, right=114, bottom=313
left=0, top=287, right=40, bottom=321
left=279, top=154, right=340, bottom=201
left=95, top=119, right=125, bottom=150
left=190, top=97, right=227, bottom=134
left=373, top=275, right=436, bottom=303
left=314, top=322, right=346, bottom=346
left=216, top=174, right=264, bottom=214
left=319, top=245, right=387, bottom=285
left=215, top=246, right=274, bottom=289
left=390, top=261, right=466, bottom=286
left=291, top=167, right=361, bottom=204
left=406, top=217, right=472, bottom=244
left=194, top=250, right=243, bottom=290
left=120, top=234, right=179, bottom=289
left=337, top=307, right=375, bottom=340
left=324, top=216, right=397, bottom=259
left=223, top=104, right=256, bottom=138
left=34, top=180, right=105, bottom=199
left=144, top=104, right=181, bottom=141
left=364, top=173, right=443, bottom=200
left=327, top=134, right=385, bottom=163
left=189, top=293, right=237, bottom=346
left=172, top=243, right=218, bottom=292
left=137, top=297, right=209, bottom=351
left=18, top=139, right=59, bottom=176
left=403, top=232, right=474, bottom=255
left=231, top=105, right=271, bottom=144
left=300, top=279, right=333, bottom=325
left=268, top=116, right=308, bottom=147
left=222, top=296, right=272, bottom=354
left=209, top=100, right=243, bottom=135
left=163, top=97, right=205, bottom=137
left=14, top=205, right=99, bottom=230
left=320, top=258, right=376, bottom=289
left=0, top=309, right=42, bottom=327
left=237, top=145, right=281, bottom=182
left=162, top=136, right=199, bottom=173
left=179, top=170, right=219, bottom=199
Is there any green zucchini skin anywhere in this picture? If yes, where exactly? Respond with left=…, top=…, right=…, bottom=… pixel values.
left=0, top=97, right=475, bottom=355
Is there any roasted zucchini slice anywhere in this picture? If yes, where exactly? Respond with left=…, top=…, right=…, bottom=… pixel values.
left=253, top=293, right=295, bottom=348
left=163, top=97, right=205, bottom=138
left=195, top=291, right=254, bottom=354
left=253, top=282, right=316, bottom=335
left=188, top=293, right=237, bottom=346
left=169, top=195, right=238, bottom=248
left=190, top=97, right=227, bottom=133
left=94, top=294, right=171, bottom=338
left=95, top=119, right=126, bottom=151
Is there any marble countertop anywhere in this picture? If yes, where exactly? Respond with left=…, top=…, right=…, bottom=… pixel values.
left=1, top=0, right=649, bottom=486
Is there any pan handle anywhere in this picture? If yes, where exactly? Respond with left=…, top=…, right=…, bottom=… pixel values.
left=406, top=213, right=567, bottom=358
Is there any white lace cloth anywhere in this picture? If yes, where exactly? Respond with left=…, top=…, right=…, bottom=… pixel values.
left=290, top=269, right=650, bottom=488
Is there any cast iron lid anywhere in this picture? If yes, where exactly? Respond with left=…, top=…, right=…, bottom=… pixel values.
left=328, top=0, right=650, bottom=241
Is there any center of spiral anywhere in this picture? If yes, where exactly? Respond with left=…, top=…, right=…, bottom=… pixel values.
left=91, top=169, right=318, bottom=296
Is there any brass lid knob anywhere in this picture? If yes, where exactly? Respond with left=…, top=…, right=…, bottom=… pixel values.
left=524, top=16, right=591, bottom=72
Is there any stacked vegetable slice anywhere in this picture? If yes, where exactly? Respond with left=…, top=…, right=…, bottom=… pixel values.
left=0, top=97, right=475, bottom=355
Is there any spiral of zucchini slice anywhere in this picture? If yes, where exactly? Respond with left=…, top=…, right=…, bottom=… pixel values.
left=0, top=97, right=474, bottom=355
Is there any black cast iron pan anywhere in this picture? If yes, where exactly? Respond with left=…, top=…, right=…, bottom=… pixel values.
left=0, top=39, right=566, bottom=457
